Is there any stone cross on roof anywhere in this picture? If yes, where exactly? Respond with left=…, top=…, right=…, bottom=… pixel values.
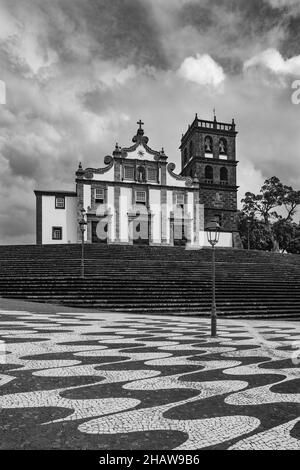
left=137, top=119, right=144, bottom=131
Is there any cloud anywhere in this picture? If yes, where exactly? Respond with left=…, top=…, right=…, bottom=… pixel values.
left=177, top=54, right=225, bottom=88
left=0, top=0, right=300, bottom=244
left=0, top=80, right=5, bottom=104
left=244, top=48, right=300, bottom=78
left=267, top=0, right=300, bottom=9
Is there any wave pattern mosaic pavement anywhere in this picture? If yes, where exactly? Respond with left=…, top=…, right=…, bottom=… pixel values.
left=0, top=309, right=299, bottom=450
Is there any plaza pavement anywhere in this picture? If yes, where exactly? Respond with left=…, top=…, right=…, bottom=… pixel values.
left=0, top=299, right=299, bottom=450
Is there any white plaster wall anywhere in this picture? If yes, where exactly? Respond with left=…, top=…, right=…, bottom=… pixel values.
left=83, top=184, right=91, bottom=210
left=125, top=144, right=153, bottom=162
left=66, top=197, right=78, bottom=243
left=187, top=192, right=194, bottom=243
left=120, top=187, right=131, bottom=242
left=149, top=188, right=161, bottom=244
left=107, top=186, right=115, bottom=241
left=199, top=231, right=233, bottom=248
left=42, top=196, right=77, bottom=244
left=93, top=167, right=115, bottom=182
left=166, top=171, right=187, bottom=188
left=166, top=190, right=173, bottom=243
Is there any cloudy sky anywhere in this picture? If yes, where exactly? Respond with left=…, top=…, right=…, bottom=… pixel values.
left=0, top=0, right=300, bottom=244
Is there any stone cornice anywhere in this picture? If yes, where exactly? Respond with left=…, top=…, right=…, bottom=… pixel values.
left=199, top=183, right=239, bottom=191
left=182, top=157, right=238, bottom=169
left=34, top=190, right=77, bottom=197
left=75, top=178, right=200, bottom=192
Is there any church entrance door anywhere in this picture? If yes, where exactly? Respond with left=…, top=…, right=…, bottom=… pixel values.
left=92, top=220, right=108, bottom=244
left=173, top=218, right=187, bottom=246
left=132, top=216, right=149, bottom=245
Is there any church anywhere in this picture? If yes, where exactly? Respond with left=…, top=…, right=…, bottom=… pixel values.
left=34, top=116, right=241, bottom=248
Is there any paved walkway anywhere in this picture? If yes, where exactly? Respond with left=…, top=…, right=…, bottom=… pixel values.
left=0, top=305, right=299, bottom=450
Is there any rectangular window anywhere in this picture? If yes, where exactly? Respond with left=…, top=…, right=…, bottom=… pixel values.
left=95, top=188, right=104, bottom=203
left=124, top=166, right=134, bottom=180
left=52, top=227, right=62, bottom=240
left=176, top=194, right=185, bottom=205
left=147, top=167, right=157, bottom=181
left=136, top=190, right=146, bottom=204
left=55, top=196, right=65, bottom=209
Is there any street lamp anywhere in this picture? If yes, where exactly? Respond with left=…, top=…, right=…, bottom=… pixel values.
left=206, top=219, right=221, bottom=337
left=79, top=208, right=87, bottom=279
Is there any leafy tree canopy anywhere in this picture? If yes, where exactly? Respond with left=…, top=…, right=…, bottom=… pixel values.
left=240, top=176, right=300, bottom=253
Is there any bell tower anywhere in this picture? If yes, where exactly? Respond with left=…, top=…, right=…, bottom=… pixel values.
left=180, top=114, right=239, bottom=236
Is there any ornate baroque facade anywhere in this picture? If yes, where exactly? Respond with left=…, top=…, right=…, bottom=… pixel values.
left=34, top=117, right=241, bottom=247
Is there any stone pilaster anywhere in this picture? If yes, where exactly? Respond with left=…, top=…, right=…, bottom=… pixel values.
left=36, top=193, right=42, bottom=245
left=160, top=163, right=167, bottom=186
left=114, top=185, right=120, bottom=242
left=161, top=188, right=168, bottom=244
left=76, top=181, right=84, bottom=243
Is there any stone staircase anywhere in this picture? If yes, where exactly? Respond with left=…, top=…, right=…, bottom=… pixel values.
left=0, top=244, right=299, bottom=318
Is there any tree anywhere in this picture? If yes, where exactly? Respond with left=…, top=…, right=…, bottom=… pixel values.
left=281, top=187, right=300, bottom=222
left=288, top=231, right=300, bottom=254
left=241, top=177, right=300, bottom=252
left=237, top=212, right=273, bottom=251
left=273, top=220, right=300, bottom=254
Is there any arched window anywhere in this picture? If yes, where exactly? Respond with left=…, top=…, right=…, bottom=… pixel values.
left=189, top=140, right=194, bottom=159
left=205, top=165, right=213, bottom=182
left=219, top=138, right=227, bottom=155
left=204, top=136, right=213, bottom=153
left=183, top=148, right=187, bottom=166
left=220, top=167, right=228, bottom=183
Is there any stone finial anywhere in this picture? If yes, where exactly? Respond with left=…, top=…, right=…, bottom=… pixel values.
left=76, top=161, right=84, bottom=178
left=113, top=143, right=122, bottom=156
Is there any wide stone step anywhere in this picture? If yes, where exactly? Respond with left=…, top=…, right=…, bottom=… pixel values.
left=2, top=289, right=300, bottom=298
left=0, top=243, right=299, bottom=318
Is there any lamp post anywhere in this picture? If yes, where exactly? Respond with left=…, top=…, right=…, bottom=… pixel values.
left=206, top=220, right=221, bottom=337
left=79, top=208, right=87, bottom=279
